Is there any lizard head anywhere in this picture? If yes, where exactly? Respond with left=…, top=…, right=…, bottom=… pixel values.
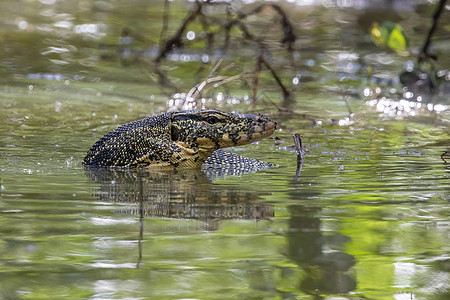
left=170, top=109, right=276, bottom=155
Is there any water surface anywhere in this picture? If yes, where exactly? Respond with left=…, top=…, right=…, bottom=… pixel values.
left=1, top=0, right=449, bottom=299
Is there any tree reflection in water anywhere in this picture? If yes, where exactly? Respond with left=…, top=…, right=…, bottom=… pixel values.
left=287, top=162, right=356, bottom=298
left=287, top=205, right=356, bottom=298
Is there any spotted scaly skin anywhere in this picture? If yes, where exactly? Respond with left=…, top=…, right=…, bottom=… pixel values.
left=83, top=109, right=276, bottom=168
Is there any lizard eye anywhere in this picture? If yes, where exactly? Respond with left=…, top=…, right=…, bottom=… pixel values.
left=171, top=125, right=179, bottom=141
left=206, top=116, right=219, bottom=125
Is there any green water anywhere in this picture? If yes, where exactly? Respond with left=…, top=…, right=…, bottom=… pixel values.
left=1, top=0, right=450, bottom=299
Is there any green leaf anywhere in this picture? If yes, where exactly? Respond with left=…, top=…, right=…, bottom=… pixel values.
left=387, top=25, right=408, bottom=52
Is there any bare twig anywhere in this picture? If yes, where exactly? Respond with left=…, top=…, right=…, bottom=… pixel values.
left=186, top=58, right=235, bottom=104
left=261, top=56, right=291, bottom=100
left=235, top=4, right=296, bottom=49
left=221, top=3, right=296, bottom=52
left=159, top=0, right=171, bottom=50
left=441, top=151, right=450, bottom=164
left=339, top=83, right=353, bottom=116
left=136, top=176, right=144, bottom=269
left=183, top=74, right=243, bottom=110
left=208, top=59, right=223, bottom=78
left=418, top=0, right=447, bottom=64
left=252, top=51, right=264, bottom=108
left=219, top=62, right=235, bottom=74
left=139, top=60, right=182, bottom=92
left=152, top=1, right=297, bottom=105
left=293, top=133, right=306, bottom=179
left=238, top=21, right=257, bottom=41
left=344, top=97, right=353, bottom=116
left=155, top=2, right=203, bottom=63
left=293, top=133, right=305, bottom=162
left=198, top=10, right=214, bottom=52
left=270, top=4, right=297, bottom=51
left=151, top=64, right=182, bottom=91
left=187, top=76, right=228, bottom=100
left=203, top=74, right=241, bottom=94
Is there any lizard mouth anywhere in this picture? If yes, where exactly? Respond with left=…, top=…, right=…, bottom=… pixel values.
left=258, top=119, right=277, bottom=136
left=221, top=119, right=277, bottom=147
left=249, top=122, right=276, bottom=140
left=249, top=117, right=277, bottom=138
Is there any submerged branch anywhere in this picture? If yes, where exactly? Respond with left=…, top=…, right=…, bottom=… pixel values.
left=441, top=151, right=450, bottom=164
left=293, top=133, right=306, bottom=179
left=293, top=133, right=305, bottom=163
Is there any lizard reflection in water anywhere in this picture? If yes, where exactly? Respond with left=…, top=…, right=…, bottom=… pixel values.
left=86, top=168, right=274, bottom=231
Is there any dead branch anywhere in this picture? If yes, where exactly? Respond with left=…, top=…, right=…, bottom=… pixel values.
left=155, top=1, right=203, bottom=63
left=221, top=3, right=296, bottom=52
left=338, top=82, right=353, bottom=116
left=269, top=4, right=297, bottom=51
left=152, top=1, right=297, bottom=106
left=441, top=151, right=450, bottom=164
left=159, top=0, right=171, bottom=50
left=234, top=3, right=296, bottom=50
left=203, top=74, right=241, bottom=94
left=293, top=133, right=306, bottom=178
left=418, top=0, right=447, bottom=64
left=139, top=59, right=182, bottom=93
left=261, top=55, right=291, bottom=100
left=187, top=76, right=229, bottom=102
left=219, top=62, right=235, bottom=74
left=252, top=51, right=264, bottom=107
left=182, top=74, right=243, bottom=110
left=293, top=133, right=305, bottom=161
left=208, top=59, right=223, bottom=78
